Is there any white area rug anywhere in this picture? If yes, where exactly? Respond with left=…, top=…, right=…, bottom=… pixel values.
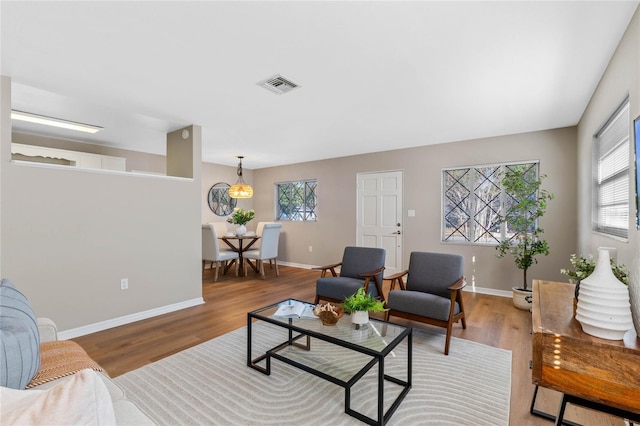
left=115, top=322, right=511, bottom=425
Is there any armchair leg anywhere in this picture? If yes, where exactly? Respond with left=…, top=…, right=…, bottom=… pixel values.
left=274, top=259, right=279, bottom=277
left=444, top=322, right=453, bottom=355
left=214, top=262, right=220, bottom=282
left=457, top=289, right=467, bottom=329
left=260, top=260, right=266, bottom=279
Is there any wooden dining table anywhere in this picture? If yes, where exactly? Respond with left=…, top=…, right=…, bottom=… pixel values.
left=219, top=234, right=260, bottom=277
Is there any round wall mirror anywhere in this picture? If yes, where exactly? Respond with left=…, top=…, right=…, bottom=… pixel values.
left=208, top=182, right=237, bottom=216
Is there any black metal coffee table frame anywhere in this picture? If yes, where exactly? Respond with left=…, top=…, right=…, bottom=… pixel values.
left=247, top=299, right=412, bottom=426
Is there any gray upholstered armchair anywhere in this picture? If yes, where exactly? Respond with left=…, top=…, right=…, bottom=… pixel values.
left=314, top=246, right=386, bottom=305
left=384, top=251, right=466, bottom=355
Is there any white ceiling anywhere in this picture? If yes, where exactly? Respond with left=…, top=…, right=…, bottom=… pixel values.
left=1, top=1, right=638, bottom=169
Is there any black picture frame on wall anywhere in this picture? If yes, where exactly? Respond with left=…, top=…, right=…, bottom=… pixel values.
left=208, top=182, right=237, bottom=217
left=635, top=115, right=640, bottom=230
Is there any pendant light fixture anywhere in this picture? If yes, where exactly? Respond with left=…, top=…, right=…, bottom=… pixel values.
left=228, top=156, right=253, bottom=199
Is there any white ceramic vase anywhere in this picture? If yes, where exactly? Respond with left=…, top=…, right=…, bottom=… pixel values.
left=351, top=310, right=369, bottom=326
left=628, top=251, right=640, bottom=337
left=235, top=224, right=247, bottom=237
left=575, top=248, right=633, bottom=340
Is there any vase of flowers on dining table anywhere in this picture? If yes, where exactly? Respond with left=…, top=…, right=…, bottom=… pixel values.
left=226, top=208, right=255, bottom=236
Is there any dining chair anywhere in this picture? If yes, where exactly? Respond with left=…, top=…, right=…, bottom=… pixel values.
left=255, top=221, right=269, bottom=238
left=384, top=251, right=466, bottom=355
left=254, top=221, right=276, bottom=264
left=210, top=222, right=232, bottom=252
left=243, top=223, right=282, bottom=279
left=314, top=246, right=386, bottom=305
left=202, top=224, right=239, bottom=281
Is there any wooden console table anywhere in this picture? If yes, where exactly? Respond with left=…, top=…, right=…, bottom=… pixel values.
left=531, top=280, right=640, bottom=424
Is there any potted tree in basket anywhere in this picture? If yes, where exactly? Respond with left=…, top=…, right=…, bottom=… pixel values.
left=342, top=287, right=388, bottom=328
left=496, top=165, right=554, bottom=310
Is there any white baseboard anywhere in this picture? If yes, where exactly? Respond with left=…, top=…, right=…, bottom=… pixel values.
left=58, top=297, right=204, bottom=340
left=464, top=286, right=512, bottom=298
left=278, top=261, right=318, bottom=269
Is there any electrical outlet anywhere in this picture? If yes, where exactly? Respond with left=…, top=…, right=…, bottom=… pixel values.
left=120, top=278, right=128, bottom=290
left=308, top=245, right=313, bottom=252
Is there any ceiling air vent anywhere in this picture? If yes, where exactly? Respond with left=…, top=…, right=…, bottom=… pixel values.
left=257, top=74, right=300, bottom=95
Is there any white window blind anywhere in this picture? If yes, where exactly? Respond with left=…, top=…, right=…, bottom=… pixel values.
left=593, top=98, right=630, bottom=239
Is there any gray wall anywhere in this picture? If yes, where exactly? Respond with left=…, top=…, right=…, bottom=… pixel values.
left=11, top=125, right=578, bottom=296
left=9, top=132, right=256, bottom=230
left=577, top=6, right=640, bottom=266
left=253, top=127, right=577, bottom=293
left=1, top=76, right=203, bottom=332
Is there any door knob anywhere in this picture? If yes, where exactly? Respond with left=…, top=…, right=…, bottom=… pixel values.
left=393, top=230, right=401, bottom=235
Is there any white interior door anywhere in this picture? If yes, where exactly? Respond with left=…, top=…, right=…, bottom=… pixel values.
left=356, top=170, right=403, bottom=276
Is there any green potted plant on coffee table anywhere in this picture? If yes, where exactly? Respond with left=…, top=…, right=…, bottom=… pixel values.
left=342, top=287, right=388, bottom=327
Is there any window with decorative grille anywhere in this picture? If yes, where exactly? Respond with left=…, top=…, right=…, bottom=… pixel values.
left=442, top=162, right=539, bottom=244
left=593, top=98, right=630, bottom=240
left=276, top=180, right=317, bottom=221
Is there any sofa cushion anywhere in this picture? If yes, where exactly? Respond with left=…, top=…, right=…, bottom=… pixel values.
left=388, top=289, right=460, bottom=321
left=33, top=370, right=126, bottom=402
left=0, top=278, right=40, bottom=389
left=0, top=369, right=116, bottom=425
left=317, top=276, right=377, bottom=301
left=26, top=340, right=105, bottom=388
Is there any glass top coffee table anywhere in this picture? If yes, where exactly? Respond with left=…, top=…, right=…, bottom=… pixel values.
left=247, top=299, right=412, bottom=425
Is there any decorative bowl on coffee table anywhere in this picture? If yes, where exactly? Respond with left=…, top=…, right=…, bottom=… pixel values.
left=313, top=303, right=344, bottom=326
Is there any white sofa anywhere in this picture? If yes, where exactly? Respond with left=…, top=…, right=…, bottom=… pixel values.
left=1, top=317, right=154, bottom=425
left=32, top=318, right=155, bottom=425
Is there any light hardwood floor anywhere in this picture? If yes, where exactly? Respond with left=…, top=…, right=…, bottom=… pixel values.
left=73, top=265, right=623, bottom=426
